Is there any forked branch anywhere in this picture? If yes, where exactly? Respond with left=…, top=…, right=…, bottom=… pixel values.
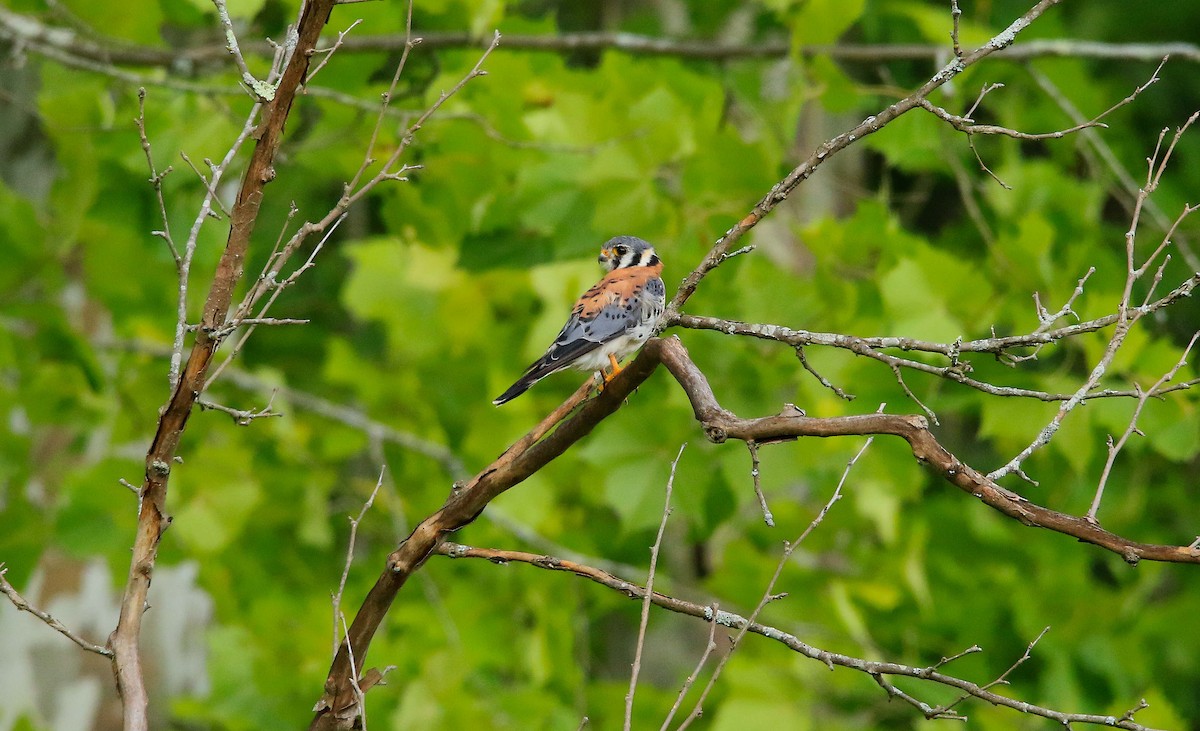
left=435, top=546, right=1163, bottom=731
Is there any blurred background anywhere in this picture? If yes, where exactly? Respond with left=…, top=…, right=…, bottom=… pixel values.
left=2, top=1, right=1199, bottom=729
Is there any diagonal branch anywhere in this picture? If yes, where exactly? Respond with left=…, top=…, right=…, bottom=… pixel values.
left=314, top=334, right=1197, bottom=724
left=308, top=358, right=660, bottom=729
left=653, top=336, right=1199, bottom=565
left=0, top=564, right=114, bottom=658
left=434, top=544, right=1164, bottom=731
left=108, top=2, right=339, bottom=728
left=666, top=0, right=1065, bottom=314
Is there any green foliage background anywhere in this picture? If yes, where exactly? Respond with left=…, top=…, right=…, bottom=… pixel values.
left=2, top=0, right=1199, bottom=729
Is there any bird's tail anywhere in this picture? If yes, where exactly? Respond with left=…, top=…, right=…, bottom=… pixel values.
left=492, top=359, right=559, bottom=405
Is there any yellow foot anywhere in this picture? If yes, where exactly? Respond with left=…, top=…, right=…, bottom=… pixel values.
left=602, top=354, right=624, bottom=384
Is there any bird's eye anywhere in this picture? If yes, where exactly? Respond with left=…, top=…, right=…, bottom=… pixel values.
left=614, top=245, right=628, bottom=256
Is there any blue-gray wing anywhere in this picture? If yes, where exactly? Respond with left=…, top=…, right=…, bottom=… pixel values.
left=492, top=268, right=663, bottom=405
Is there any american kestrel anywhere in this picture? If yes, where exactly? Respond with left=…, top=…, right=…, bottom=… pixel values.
left=493, top=236, right=665, bottom=405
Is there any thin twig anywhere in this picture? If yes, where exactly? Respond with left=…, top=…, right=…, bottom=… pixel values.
left=659, top=603, right=721, bottom=731
left=306, top=18, right=363, bottom=84
left=178, top=152, right=231, bottom=218
left=989, top=112, right=1199, bottom=482
left=1087, top=331, right=1199, bottom=523
left=746, top=441, right=775, bottom=527
left=134, top=88, right=178, bottom=266
left=439, top=537, right=1158, bottom=729
left=949, top=0, right=963, bottom=59
left=197, top=391, right=281, bottom=425
left=923, top=644, right=983, bottom=675
left=1027, top=67, right=1200, bottom=271
left=795, top=346, right=855, bottom=401
left=678, top=431, right=873, bottom=729
left=931, top=626, right=1051, bottom=717
left=168, top=103, right=260, bottom=389
left=0, top=564, right=114, bottom=658
left=624, top=444, right=686, bottom=731
left=889, top=363, right=939, bottom=425
left=332, top=467, right=386, bottom=657
left=212, top=0, right=274, bottom=100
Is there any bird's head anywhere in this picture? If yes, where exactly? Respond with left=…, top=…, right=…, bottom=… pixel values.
left=598, top=236, right=660, bottom=272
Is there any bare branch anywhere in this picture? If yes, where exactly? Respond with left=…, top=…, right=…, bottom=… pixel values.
left=795, top=347, right=855, bottom=401
left=890, top=362, right=939, bottom=425
left=1088, top=331, right=1200, bottom=523
left=111, top=3, right=341, bottom=726
left=654, top=336, right=1200, bottom=564
left=212, top=0, right=274, bottom=101
left=673, top=269, right=1200, bottom=402
left=333, top=468, right=385, bottom=657
left=6, top=7, right=1200, bottom=68
left=437, top=546, right=1162, bottom=731
left=950, top=0, right=963, bottom=59
left=625, top=444, right=685, bottom=731
left=679, top=431, right=868, bottom=729
left=0, top=565, right=114, bottom=658
left=197, top=391, right=281, bottom=425
left=1028, top=68, right=1200, bottom=271
left=746, top=441, right=775, bottom=527
left=168, top=105, right=260, bottom=390
left=659, top=602, right=721, bottom=731
left=307, top=18, right=363, bottom=84
left=921, top=57, right=1162, bottom=156
left=134, top=89, right=178, bottom=266
left=213, top=29, right=500, bottom=392
left=990, top=114, right=1199, bottom=482
left=932, top=626, right=1051, bottom=717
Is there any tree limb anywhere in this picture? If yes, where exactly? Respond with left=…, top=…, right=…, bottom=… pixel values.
left=653, top=336, right=1200, bottom=565
left=434, top=544, right=1164, bottom=731
left=313, top=333, right=1197, bottom=726
left=3, top=6, right=1199, bottom=69
left=107, top=2, right=338, bottom=728
left=666, top=0, right=1067, bottom=313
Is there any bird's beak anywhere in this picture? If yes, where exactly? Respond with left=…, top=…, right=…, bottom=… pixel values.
left=598, top=248, right=613, bottom=263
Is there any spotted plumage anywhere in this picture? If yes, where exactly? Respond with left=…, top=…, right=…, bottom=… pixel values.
left=493, top=236, right=665, bottom=405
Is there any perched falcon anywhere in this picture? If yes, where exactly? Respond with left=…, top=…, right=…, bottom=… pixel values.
left=493, top=236, right=665, bottom=405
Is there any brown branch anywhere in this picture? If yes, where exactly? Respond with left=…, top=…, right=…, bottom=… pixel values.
left=107, top=2, right=339, bottom=728
left=308, top=361, right=658, bottom=729
left=653, top=337, right=1200, bottom=565
left=314, top=335, right=1196, bottom=724
left=434, top=544, right=1165, bottom=731
left=0, top=564, right=114, bottom=658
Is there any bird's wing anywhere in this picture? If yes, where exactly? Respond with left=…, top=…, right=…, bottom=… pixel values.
left=518, top=295, right=630, bottom=379
left=492, top=269, right=661, bottom=405
left=545, top=267, right=663, bottom=356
